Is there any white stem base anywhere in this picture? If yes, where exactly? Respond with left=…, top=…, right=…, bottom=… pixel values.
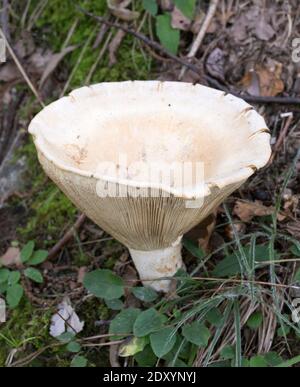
left=129, top=240, right=184, bottom=293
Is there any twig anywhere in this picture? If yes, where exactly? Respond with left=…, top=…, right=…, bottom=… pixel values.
left=269, top=113, right=294, bottom=164
left=47, top=213, right=86, bottom=261
left=0, top=28, right=44, bottom=107
left=77, top=6, right=300, bottom=106
left=179, top=0, right=219, bottom=80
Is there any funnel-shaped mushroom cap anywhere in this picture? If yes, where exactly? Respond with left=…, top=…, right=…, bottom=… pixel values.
left=29, top=81, right=271, bottom=251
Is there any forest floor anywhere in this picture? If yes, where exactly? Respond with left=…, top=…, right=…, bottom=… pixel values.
left=0, top=0, right=300, bottom=367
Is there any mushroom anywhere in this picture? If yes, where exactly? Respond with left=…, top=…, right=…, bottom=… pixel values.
left=29, top=81, right=271, bottom=292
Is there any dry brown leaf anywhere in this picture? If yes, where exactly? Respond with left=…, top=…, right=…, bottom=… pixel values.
left=186, top=211, right=217, bottom=253
left=171, top=7, right=191, bottom=31
left=233, top=200, right=275, bottom=222
left=240, top=61, right=284, bottom=97
left=39, top=45, right=77, bottom=89
left=206, top=48, right=225, bottom=81
left=107, top=0, right=140, bottom=21
left=0, top=247, right=21, bottom=267
left=256, top=61, right=284, bottom=97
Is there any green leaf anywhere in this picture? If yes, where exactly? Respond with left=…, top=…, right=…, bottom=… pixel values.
left=70, top=355, right=87, bottom=367
left=0, top=269, right=9, bottom=284
left=277, top=324, right=291, bottom=337
left=8, top=271, right=21, bottom=285
left=247, top=311, right=263, bottom=329
left=150, top=327, right=177, bottom=358
left=133, top=308, right=164, bottom=337
left=6, top=284, right=23, bottom=308
left=290, top=244, right=300, bottom=257
left=264, top=352, right=283, bottom=367
left=206, top=308, right=223, bottom=327
left=250, top=355, right=268, bottom=367
left=83, top=269, right=124, bottom=300
left=119, top=336, right=147, bottom=357
left=213, top=245, right=278, bottom=277
left=142, top=0, right=158, bottom=16
left=24, top=268, right=43, bottom=283
left=109, top=308, right=141, bottom=339
left=220, top=345, right=235, bottom=360
left=105, top=298, right=124, bottom=310
left=57, top=332, right=76, bottom=343
left=174, top=0, right=196, bottom=19
left=275, top=355, right=300, bottom=368
left=183, top=238, right=205, bottom=261
left=20, top=241, right=35, bottom=263
left=27, top=250, right=48, bottom=265
left=67, top=341, right=81, bottom=353
left=132, top=287, right=158, bottom=302
left=134, top=345, right=157, bottom=367
left=294, top=268, right=300, bottom=283
left=156, top=14, right=180, bottom=55
left=182, top=321, right=211, bottom=347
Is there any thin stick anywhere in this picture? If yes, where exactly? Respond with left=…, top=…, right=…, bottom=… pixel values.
left=179, top=0, right=219, bottom=80
left=77, top=6, right=300, bottom=106
left=269, top=113, right=294, bottom=163
left=47, top=213, right=86, bottom=261
left=0, top=28, right=44, bottom=107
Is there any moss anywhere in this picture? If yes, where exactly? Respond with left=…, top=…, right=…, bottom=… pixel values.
left=0, top=300, right=52, bottom=366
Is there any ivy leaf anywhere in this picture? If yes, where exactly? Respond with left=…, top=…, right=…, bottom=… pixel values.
left=6, top=284, right=24, bottom=308
left=109, top=308, right=141, bottom=339
left=182, top=321, right=211, bottom=347
left=8, top=271, right=21, bottom=285
left=20, top=241, right=35, bottom=263
left=134, top=345, right=157, bottom=367
left=105, top=298, right=124, bottom=310
left=27, top=250, right=48, bottom=265
left=183, top=238, right=205, bottom=261
left=142, top=0, right=158, bottom=16
left=70, top=355, right=87, bottom=367
left=83, top=269, right=124, bottom=300
left=250, top=355, right=268, bottom=367
left=156, top=14, right=180, bottom=55
left=247, top=311, right=263, bottom=330
left=0, top=269, right=10, bottom=284
left=174, top=0, right=196, bottom=20
left=57, top=332, right=76, bottom=343
left=133, top=308, right=164, bottom=337
left=67, top=341, right=81, bottom=353
left=150, top=327, right=177, bottom=358
left=132, top=287, right=158, bottom=302
left=206, top=307, right=223, bottom=327
left=24, top=268, right=44, bottom=283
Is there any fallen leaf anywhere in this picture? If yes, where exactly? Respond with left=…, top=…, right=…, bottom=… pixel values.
left=240, top=60, right=284, bottom=97
left=233, top=200, right=274, bottom=222
left=50, top=297, right=84, bottom=338
left=171, top=7, right=191, bottom=31
left=186, top=211, right=217, bottom=253
left=206, top=48, right=225, bottom=81
left=0, top=62, right=20, bottom=82
left=77, top=266, right=87, bottom=284
left=107, top=0, right=140, bottom=21
left=39, top=45, right=77, bottom=89
left=0, top=247, right=21, bottom=267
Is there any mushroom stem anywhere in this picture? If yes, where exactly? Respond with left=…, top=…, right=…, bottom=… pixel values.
left=129, top=239, right=184, bottom=293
